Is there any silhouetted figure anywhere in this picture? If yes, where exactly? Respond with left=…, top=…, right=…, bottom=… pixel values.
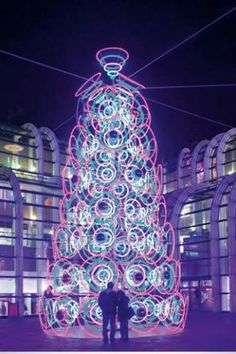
left=98, top=282, right=117, bottom=344
left=43, top=285, right=53, bottom=299
left=0, top=302, right=7, bottom=316
left=24, top=303, right=29, bottom=316
left=195, top=287, right=201, bottom=311
left=116, top=290, right=130, bottom=342
left=43, top=285, right=54, bottom=327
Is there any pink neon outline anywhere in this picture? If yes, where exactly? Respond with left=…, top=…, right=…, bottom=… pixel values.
left=118, top=72, right=145, bottom=89
left=129, top=294, right=162, bottom=333
left=40, top=47, right=188, bottom=337
left=75, top=73, right=101, bottom=97
left=96, top=47, right=129, bottom=64
left=81, top=256, right=119, bottom=294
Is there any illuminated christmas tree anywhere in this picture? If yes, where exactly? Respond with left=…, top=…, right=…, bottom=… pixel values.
left=39, top=47, right=188, bottom=337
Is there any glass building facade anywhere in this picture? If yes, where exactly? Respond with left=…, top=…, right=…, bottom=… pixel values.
left=0, top=123, right=235, bottom=317
left=0, top=123, right=67, bottom=317
left=164, top=128, right=236, bottom=312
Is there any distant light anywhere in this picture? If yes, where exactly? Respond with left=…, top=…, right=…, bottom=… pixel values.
left=30, top=166, right=36, bottom=172
left=181, top=204, right=191, bottom=216
left=44, top=198, right=53, bottom=207
left=4, top=144, right=24, bottom=153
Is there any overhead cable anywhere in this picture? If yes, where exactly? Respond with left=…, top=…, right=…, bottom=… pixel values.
left=143, top=83, right=236, bottom=90
left=0, top=49, right=88, bottom=80
left=146, top=97, right=233, bottom=128
left=130, top=6, right=236, bottom=78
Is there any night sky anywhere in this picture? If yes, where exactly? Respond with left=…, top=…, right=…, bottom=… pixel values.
left=0, top=0, right=235, bottom=162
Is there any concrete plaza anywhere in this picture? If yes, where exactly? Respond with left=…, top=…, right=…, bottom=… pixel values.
left=0, top=312, right=236, bottom=351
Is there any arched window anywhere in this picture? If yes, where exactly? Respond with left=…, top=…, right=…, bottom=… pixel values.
left=163, top=161, right=178, bottom=193
left=222, top=133, right=236, bottom=176
left=178, top=148, right=191, bottom=188
left=204, top=133, right=223, bottom=182
left=191, top=140, right=209, bottom=185
left=0, top=167, right=23, bottom=316
left=217, top=185, right=232, bottom=311
left=172, top=185, right=215, bottom=311
left=211, top=174, right=236, bottom=312
left=0, top=124, right=38, bottom=179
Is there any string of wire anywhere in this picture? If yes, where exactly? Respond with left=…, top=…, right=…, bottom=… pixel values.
left=142, top=83, right=236, bottom=90
left=0, top=49, right=88, bottom=81
left=145, top=97, right=233, bottom=129
left=0, top=6, right=235, bottom=132
left=129, top=6, right=236, bottom=78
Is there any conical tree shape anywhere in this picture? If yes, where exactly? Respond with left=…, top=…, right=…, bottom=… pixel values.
left=39, top=47, right=188, bottom=337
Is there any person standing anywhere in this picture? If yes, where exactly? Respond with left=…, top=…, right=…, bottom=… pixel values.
left=98, top=282, right=117, bottom=344
left=43, top=285, right=53, bottom=300
left=116, top=290, right=130, bottom=342
left=43, top=285, right=54, bottom=327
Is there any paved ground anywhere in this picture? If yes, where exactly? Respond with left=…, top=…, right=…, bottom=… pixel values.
left=0, top=312, right=236, bottom=351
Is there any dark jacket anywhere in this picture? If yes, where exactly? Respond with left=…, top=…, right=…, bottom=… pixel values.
left=43, top=290, right=53, bottom=299
left=117, top=294, right=129, bottom=321
left=98, top=290, right=117, bottom=315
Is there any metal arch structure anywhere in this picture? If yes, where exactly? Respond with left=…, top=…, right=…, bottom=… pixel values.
left=39, top=47, right=188, bottom=337
left=39, top=126, right=60, bottom=180
left=228, top=178, right=236, bottom=312
left=163, top=127, right=236, bottom=314
left=176, top=129, right=236, bottom=187
left=203, top=133, right=224, bottom=182
left=169, top=171, right=236, bottom=313
left=191, top=139, right=209, bottom=185
left=177, top=147, right=191, bottom=189
left=216, top=128, right=236, bottom=179
left=170, top=182, right=213, bottom=259
left=22, top=122, right=44, bottom=176
left=0, top=167, right=24, bottom=316
left=210, top=173, right=236, bottom=311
